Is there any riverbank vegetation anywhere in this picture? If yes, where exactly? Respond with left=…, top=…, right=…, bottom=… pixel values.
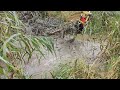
left=0, top=11, right=120, bottom=79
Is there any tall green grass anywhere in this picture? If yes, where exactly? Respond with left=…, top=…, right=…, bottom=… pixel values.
left=0, top=11, right=54, bottom=79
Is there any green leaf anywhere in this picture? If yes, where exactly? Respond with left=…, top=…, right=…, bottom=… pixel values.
left=0, top=55, right=14, bottom=69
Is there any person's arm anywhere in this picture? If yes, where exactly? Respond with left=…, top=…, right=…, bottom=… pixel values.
left=86, top=16, right=90, bottom=22
left=79, top=20, right=84, bottom=24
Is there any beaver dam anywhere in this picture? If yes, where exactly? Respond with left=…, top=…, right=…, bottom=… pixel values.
left=21, top=15, right=104, bottom=79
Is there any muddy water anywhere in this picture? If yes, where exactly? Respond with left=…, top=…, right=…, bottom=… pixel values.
left=23, top=34, right=101, bottom=79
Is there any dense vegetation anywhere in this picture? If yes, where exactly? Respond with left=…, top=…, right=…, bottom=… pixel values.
left=0, top=11, right=120, bottom=79
left=52, top=11, right=120, bottom=79
left=0, top=11, right=54, bottom=79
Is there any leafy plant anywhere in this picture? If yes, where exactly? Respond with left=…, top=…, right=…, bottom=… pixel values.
left=0, top=11, right=54, bottom=79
